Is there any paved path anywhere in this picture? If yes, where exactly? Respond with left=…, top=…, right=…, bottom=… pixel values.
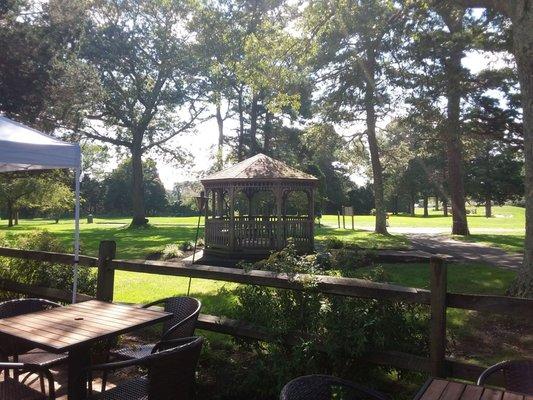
left=407, top=234, right=523, bottom=270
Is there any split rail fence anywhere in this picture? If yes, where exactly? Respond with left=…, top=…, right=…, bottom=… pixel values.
left=0, top=241, right=531, bottom=384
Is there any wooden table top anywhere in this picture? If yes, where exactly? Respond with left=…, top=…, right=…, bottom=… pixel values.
left=414, top=378, right=533, bottom=400
left=0, top=300, right=171, bottom=352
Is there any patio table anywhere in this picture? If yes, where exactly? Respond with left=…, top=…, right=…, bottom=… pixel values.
left=0, top=299, right=171, bottom=400
left=414, top=378, right=533, bottom=400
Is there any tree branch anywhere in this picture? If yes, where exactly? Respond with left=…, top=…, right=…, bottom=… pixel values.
left=447, top=0, right=511, bottom=16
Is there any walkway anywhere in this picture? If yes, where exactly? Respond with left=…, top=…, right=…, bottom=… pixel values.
left=407, top=234, right=523, bottom=270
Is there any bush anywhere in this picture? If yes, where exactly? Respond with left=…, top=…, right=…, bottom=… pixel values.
left=323, top=237, right=345, bottom=250
left=231, top=243, right=429, bottom=398
left=0, top=230, right=97, bottom=297
left=178, top=240, right=194, bottom=251
left=161, top=244, right=184, bottom=260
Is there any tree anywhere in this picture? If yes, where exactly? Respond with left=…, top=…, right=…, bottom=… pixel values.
left=449, top=0, right=533, bottom=297
left=307, top=0, right=411, bottom=233
left=0, top=0, right=94, bottom=129
left=102, top=159, right=169, bottom=217
left=0, top=172, right=73, bottom=226
left=466, top=142, right=523, bottom=217
left=78, top=0, right=203, bottom=226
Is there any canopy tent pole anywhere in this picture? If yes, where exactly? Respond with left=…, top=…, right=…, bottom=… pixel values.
left=72, top=168, right=81, bottom=303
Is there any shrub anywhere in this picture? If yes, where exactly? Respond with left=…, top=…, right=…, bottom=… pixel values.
left=232, top=243, right=429, bottom=397
left=0, top=230, right=97, bottom=296
left=161, top=244, right=184, bottom=260
left=330, top=248, right=375, bottom=270
left=178, top=240, right=194, bottom=251
left=323, top=237, right=345, bottom=250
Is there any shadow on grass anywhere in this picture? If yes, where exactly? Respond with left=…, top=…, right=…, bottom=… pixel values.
left=457, top=234, right=524, bottom=253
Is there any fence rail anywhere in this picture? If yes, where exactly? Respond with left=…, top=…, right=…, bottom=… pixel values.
left=0, top=242, right=531, bottom=383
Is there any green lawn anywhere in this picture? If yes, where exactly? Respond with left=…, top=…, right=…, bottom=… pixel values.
left=0, top=208, right=522, bottom=311
left=320, top=205, right=525, bottom=230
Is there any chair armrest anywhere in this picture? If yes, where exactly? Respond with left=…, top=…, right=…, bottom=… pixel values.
left=477, top=360, right=510, bottom=386
left=150, top=337, right=200, bottom=354
left=141, top=298, right=171, bottom=309
left=0, top=362, right=56, bottom=399
left=86, top=357, right=146, bottom=373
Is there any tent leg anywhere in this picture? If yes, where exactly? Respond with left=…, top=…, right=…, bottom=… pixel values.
left=73, top=168, right=81, bottom=304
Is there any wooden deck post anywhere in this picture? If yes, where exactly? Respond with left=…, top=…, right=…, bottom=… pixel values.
left=430, top=256, right=447, bottom=378
left=96, top=241, right=117, bottom=302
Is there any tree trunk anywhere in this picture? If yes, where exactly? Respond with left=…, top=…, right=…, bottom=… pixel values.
left=14, top=211, right=19, bottom=225
left=263, top=111, right=272, bottom=153
left=509, top=6, right=533, bottom=297
left=7, top=201, right=13, bottom=227
left=216, top=102, right=224, bottom=169
left=364, top=46, right=387, bottom=234
left=411, top=194, right=416, bottom=217
left=423, top=196, right=429, bottom=217
left=249, top=94, right=259, bottom=154
left=443, top=199, right=449, bottom=217
left=237, top=91, right=245, bottom=161
left=440, top=7, right=469, bottom=235
left=130, top=142, right=147, bottom=227
left=485, top=195, right=492, bottom=218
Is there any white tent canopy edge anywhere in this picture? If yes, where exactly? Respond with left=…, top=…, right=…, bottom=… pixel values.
left=0, top=115, right=82, bottom=303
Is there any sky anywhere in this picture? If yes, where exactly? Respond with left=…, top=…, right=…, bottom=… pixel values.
left=154, top=48, right=513, bottom=190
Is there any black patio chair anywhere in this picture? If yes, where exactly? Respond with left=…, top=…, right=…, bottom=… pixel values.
left=477, top=359, right=533, bottom=395
left=0, top=299, right=67, bottom=392
left=86, top=336, right=203, bottom=400
left=280, top=375, right=390, bottom=400
left=0, top=362, right=56, bottom=400
left=111, top=296, right=201, bottom=360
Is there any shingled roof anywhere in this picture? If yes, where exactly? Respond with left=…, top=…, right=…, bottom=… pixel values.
left=202, top=153, right=318, bottom=183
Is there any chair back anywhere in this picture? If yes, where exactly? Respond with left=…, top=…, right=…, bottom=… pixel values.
left=280, top=375, right=389, bottom=400
left=144, top=336, right=203, bottom=400
left=0, top=299, right=60, bottom=357
left=160, top=297, right=201, bottom=340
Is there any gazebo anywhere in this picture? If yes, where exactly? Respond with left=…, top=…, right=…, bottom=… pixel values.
left=201, top=153, right=319, bottom=260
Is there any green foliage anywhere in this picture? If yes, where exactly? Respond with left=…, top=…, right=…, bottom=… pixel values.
left=102, top=158, right=169, bottom=216
left=178, top=240, right=195, bottom=252
left=232, top=244, right=429, bottom=397
left=161, top=244, right=184, bottom=260
left=0, top=230, right=96, bottom=296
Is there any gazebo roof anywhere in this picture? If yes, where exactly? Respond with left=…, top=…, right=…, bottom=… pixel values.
left=202, top=153, right=318, bottom=184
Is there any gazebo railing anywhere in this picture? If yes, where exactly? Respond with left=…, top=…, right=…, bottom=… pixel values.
left=205, top=215, right=312, bottom=251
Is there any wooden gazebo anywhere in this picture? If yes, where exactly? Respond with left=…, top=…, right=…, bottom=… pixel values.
left=201, top=153, right=319, bottom=260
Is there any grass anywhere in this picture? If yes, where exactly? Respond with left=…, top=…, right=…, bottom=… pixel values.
left=0, top=207, right=522, bottom=312
left=320, top=205, right=525, bottom=230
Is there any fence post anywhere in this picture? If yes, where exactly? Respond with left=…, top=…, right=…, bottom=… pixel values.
left=430, top=256, right=447, bottom=377
left=96, top=241, right=116, bottom=302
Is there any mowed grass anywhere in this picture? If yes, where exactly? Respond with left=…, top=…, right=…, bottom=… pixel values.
left=320, top=205, right=525, bottom=230
left=0, top=208, right=522, bottom=312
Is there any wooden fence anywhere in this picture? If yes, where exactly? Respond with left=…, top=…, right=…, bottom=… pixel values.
left=0, top=241, right=531, bottom=384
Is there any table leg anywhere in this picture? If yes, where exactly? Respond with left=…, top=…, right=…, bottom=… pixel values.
left=68, top=346, right=91, bottom=400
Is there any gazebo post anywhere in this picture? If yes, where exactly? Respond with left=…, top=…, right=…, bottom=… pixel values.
left=275, top=184, right=283, bottom=249
left=229, top=186, right=236, bottom=251
left=308, top=187, right=315, bottom=250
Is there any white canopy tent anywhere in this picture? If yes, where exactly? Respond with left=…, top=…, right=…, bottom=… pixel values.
left=0, top=115, right=82, bottom=303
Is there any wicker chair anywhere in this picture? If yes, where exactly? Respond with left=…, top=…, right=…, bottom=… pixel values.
left=111, top=297, right=201, bottom=360
left=280, top=375, right=390, bottom=400
left=86, top=336, right=204, bottom=400
left=0, top=299, right=67, bottom=392
left=0, top=362, right=56, bottom=400
left=477, top=360, right=533, bottom=395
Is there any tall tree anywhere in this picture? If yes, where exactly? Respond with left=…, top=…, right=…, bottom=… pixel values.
left=450, top=1, right=533, bottom=296
left=78, top=0, right=203, bottom=226
left=306, top=0, right=408, bottom=233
